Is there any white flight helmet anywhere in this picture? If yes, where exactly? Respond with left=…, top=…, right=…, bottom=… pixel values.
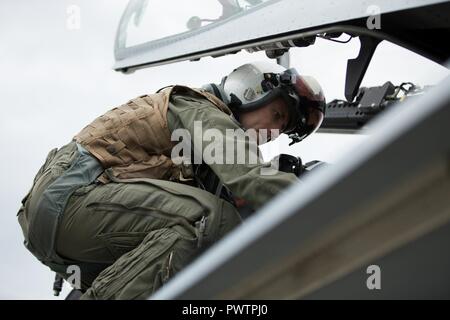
left=204, top=61, right=326, bottom=144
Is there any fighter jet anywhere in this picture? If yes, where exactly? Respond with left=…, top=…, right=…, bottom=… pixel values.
left=92, top=0, right=449, bottom=299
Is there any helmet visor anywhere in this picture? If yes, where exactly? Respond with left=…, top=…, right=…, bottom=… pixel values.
left=282, top=69, right=325, bottom=138
left=304, top=105, right=324, bottom=135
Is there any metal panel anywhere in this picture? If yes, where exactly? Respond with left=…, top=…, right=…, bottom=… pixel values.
left=303, top=221, right=450, bottom=299
left=114, top=0, right=449, bottom=71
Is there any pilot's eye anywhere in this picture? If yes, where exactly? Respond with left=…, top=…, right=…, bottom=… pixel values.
left=273, top=111, right=281, bottom=120
left=273, top=111, right=288, bottom=132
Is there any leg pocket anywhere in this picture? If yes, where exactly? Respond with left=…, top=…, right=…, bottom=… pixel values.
left=81, top=227, right=198, bottom=300
left=97, top=231, right=148, bottom=260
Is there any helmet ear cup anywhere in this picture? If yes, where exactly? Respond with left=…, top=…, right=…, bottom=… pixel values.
left=218, top=76, right=229, bottom=104
left=202, top=82, right=229, bottom=104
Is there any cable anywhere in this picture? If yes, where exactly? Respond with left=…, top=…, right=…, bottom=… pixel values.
left=391, top=82, right=416, bottom=99
left=317, top=33, right=353, bottom=44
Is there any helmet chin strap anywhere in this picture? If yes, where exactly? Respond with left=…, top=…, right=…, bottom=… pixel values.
left=228, top=93, right=243, bottom=109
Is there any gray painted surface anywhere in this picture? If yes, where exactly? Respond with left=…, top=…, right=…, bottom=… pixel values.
left=114, top=0, right=448, bottom=70
left=304, top=221, right=450, bottom=300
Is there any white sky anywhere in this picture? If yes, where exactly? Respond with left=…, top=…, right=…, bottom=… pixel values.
left=0, top=0, right=448, bottom=299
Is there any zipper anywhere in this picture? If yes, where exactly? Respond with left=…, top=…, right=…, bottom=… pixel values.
left=196, top=216, right=207, bottom=249
left=163, top=251, right=174, bottom=283
left=86, top=202, right=197, bottom=236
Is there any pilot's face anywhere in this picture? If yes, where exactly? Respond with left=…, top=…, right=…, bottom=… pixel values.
left=238, top=97, right=289, bottom=144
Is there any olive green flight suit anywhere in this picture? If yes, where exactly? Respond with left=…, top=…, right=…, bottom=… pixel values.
left=18, top=91, right=298, bottom=300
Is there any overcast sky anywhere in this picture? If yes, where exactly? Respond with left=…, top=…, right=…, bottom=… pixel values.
left=0, top=0, right=448, bottom=299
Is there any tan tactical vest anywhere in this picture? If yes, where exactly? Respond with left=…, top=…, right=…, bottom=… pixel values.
left=74, top=85, right=231, bottom=182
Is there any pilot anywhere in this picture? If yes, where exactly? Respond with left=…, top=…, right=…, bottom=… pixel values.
left=17, top=61, right=325, bottom=299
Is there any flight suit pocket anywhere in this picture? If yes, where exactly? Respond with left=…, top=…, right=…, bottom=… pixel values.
left=98, top=231, right=148, bottom=260
left=86, top=228, right=183, bottom=299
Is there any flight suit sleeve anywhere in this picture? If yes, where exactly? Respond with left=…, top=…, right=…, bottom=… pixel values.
left=167, top=93, right=299, bottom=211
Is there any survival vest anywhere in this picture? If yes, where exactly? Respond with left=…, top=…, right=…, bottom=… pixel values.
left=74, top=85, right=231, bottom=182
